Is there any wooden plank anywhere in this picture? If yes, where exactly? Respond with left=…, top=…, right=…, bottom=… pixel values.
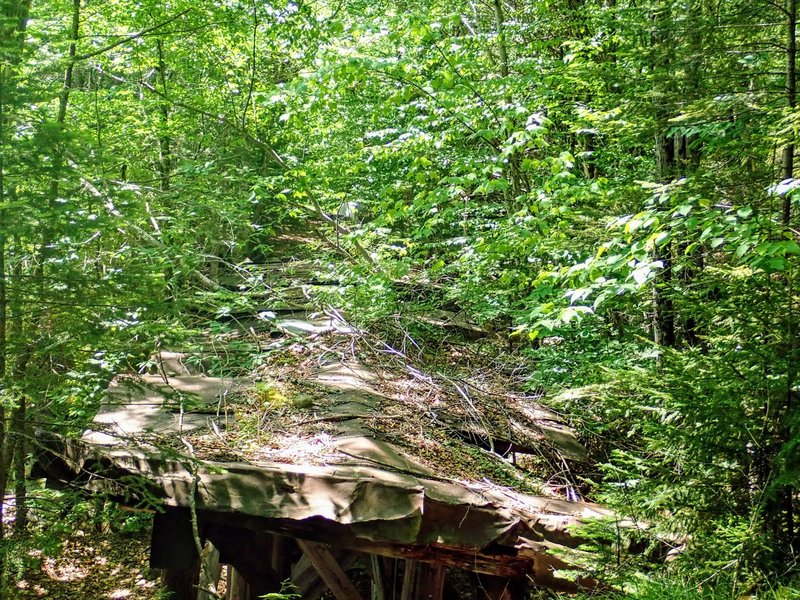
left=226, top=566, right=258, bottom=600
left=297, top=539, right=365, bottom=600
left=291, top=552, right=314, bottom=582
left=291, top=552, right=322, bottom=599
left=271, top=534, right=293, bottom=579
left=197, top=541, right=222, bottom=600
left=397, top=561, right=445, bottom=600
left=292, top=547, right=358, bottom=600
left=415, top=564, right=445, bottom=600
left=161, top=564, right=200, bottom=600
left=399, top=560, right=417, bottom=600
left=369, top=555, right=386, bottom=600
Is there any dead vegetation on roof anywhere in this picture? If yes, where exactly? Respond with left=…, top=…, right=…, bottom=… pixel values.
left=155, top=311, right=590, bottom=502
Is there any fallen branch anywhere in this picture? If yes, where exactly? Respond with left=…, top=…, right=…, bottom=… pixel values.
left=297, top=414, right=402, bottom=425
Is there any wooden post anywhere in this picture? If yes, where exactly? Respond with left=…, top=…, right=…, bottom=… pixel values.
left=270, top=534, right=293, bottom=580
left=161, top=564, right=200, bottom=600
left=226, top=566, right=258, bottom=600
left=297, top=539, right=365, bottom=600
left=400, top=560, right=417, bottom=600
left=415, top=564, right=445, bottom=600
left=197, top=540, right=222, bottom=600
left=369, top=555, right=387, bottom=600
left=400, top=561, right=445, bottom=600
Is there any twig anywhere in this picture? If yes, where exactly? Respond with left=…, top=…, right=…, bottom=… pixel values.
left=297, top=414, right=402, bottom=425
left=75, top=10, right=193, bottom=61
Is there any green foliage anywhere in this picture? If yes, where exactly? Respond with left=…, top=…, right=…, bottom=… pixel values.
left=259, top=580, right=300, bottom=600
left=0, top=0, right=798, bottom=593
left=266, top=0, right=800, bottom=589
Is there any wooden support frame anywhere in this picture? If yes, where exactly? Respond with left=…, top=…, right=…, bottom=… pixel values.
left=400, top=560, right=445, bottom=600
left=292, top=547, right=358, bottom=600
left=271, top=533, right=293, bottom=578
left=415, top=563, right=445, bottom=600
left=297, top=539, right=365, bottom=600
left=369, top=554, right=387, bottom=600
left=197, top=540, right=222, bottom=600
left=160, top=564, right=200, bottom=600
left=207, top=526, right=290, bottom=596
left=226, top=566, right=258, bottom=600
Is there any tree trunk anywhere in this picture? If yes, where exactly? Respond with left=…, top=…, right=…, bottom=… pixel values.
left=774, top=0, right=799, bottom=557
left=491, top=0, right=524, bottom=210
left=651, top=2, right=676, bottom=350
left=0, top=77, right=7, bottom=566
left=0, top=0, right=33, bottom=568
left=652, top=245, right=675, bottom=348
left=156, top=39, right=172, bottom=192
left=12, top=398, right=26, bottom=537
left=492, top=0, right=509, bottom=79
left=784, top=0, right=797, bottom=225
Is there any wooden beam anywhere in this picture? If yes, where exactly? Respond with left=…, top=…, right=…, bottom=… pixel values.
left=292, top=546, right=360, bottom=600
left=226, top=566, right=258, bottom=600
left=161, top=564, right=200, bottom=600
left=297, top=539, right=365, bottom=600
left=399, top=561, right=417, bottom=600
left=197, top=541, right=222, bottom=600
left=415, top=563, right=445, bottom=600
left=369, top=555, right=386, bottom=600
left=400, top=561, right=445, bottom=600
left=271, top=534, right=293, bottom=579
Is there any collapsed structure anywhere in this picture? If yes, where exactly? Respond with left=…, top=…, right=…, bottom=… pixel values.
left=38, top=256, right=615, bottom=600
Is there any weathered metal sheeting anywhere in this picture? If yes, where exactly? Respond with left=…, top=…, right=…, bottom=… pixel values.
left=84, top=375, right=245, bottom=446
left=50, top=434, right=606, bottom=589
left=39, top=309, right=604, bottom=592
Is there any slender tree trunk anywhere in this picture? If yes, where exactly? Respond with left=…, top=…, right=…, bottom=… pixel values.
left=651, top=3, right=676, bottom=350
left=784, top=0, right=797, bottom=226
left=652, top=244, right=675, bottom=348
left=779, top=0, right=798, bottom=556
left=785, top=277, right=797, bottom=555
left=156, top=39, right=172, bottom=192
left=39, top=0, right=79, bottom=266
left=491, top=0, right=524, bottom=210
left=10, top=0, right=82, bottom=546
left=11, top=399, right=25, bottom=537
left=492, top=0, right=509, bottom=79
left=0, top=69, right=7, bottom=565
left=0, top=2, right=33, bottom=578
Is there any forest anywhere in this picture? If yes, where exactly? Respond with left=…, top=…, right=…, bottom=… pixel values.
left=0, top=0, right=798, bottom=597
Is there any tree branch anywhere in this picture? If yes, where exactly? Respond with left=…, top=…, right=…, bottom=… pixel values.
left=75, top=10, right=192, bottom=61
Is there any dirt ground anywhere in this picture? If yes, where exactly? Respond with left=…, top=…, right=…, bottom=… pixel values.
left=12, top=522, right=160, bottom=600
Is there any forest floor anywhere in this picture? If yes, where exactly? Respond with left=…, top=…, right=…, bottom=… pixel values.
left=12, top=226, right=588, bottom=598
left=11, top=518, right=158, bottom=599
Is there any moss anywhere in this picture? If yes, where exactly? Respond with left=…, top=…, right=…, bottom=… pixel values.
left=253, top=381, right=289, bottom=408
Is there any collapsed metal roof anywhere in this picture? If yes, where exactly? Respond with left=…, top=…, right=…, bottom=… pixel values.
left=39, top=258, right=616, bottom=598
